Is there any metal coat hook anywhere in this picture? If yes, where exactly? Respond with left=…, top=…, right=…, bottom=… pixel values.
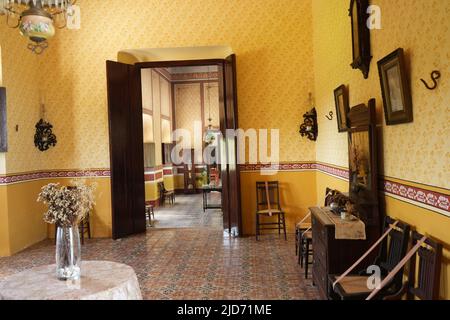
left=325, top=111, right=334, bottom=120
left=420, top=70, right=441, bottom=90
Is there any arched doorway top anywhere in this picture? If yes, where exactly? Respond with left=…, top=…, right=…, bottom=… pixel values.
left=117, top=46, right=234, bottom=64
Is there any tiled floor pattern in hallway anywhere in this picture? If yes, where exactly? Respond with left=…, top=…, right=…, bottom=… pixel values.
left=0, top=228, right=320, bottom=300
left=152, top=193, right=223, bottom=229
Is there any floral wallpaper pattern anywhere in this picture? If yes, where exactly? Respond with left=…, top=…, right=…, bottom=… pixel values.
left=1, top=0, right=316, bottom=175
left=312, top=0, right=450, bottom=189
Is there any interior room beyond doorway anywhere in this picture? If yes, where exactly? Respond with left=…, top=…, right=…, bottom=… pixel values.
left=142, top=65, right=223, bottom=229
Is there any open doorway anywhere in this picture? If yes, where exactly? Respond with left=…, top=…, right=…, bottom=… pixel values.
left=142, top=65, right=223, bottom=229
left=106, top=54, right=241, bottom=240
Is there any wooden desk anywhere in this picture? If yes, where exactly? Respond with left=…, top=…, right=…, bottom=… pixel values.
left=310, top=206, right=377, bottom=300
left=201, top=185, right=222, bottom=212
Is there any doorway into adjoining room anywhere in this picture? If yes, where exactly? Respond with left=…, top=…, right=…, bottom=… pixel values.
left=141, top=65, right=223, bottom=229
left=106, top=50, right=242, bottom=240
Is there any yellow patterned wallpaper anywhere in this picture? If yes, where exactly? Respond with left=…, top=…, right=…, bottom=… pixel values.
left=1, top=0, right=316, bottom=174
left=0, top=27, right=44, bottom=174
left=175, top=83, right=202, bottom=147
left=312, top=0, right=450, bottom=189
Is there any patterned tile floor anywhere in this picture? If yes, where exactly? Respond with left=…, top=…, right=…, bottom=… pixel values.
left=0, top=231, right=319, bottom=300
left=0, top=193, right=319, bottom=300
left=152, top=193, right=223, bottom=229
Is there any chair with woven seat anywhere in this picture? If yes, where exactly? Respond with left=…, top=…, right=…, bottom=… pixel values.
left=384, top=231, right=443, bottom=300
left=158, top=181, right=175, bottom=206
left=296, top=188, right=337, bottom=265
left=328, top=217, right=410, bottom=300
left=300, top=230, right=313, bottom=278
left=255, top=181, right=286, bottom=241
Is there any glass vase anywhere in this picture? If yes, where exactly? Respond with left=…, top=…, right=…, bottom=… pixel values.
left=55, top=224, right=81, bottom=280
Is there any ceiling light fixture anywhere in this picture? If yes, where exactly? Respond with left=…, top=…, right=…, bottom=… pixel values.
left=0, top=0, right=77, bottom=54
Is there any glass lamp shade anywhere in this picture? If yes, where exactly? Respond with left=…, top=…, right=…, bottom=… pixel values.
left=19, top=13, right=55, bottom=43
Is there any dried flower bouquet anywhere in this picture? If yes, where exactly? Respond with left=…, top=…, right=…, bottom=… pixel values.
left=37, top=180, right=96, bottom=227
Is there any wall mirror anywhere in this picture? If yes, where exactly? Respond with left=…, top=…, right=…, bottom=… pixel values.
left=349, top=0, right=372, bottom=79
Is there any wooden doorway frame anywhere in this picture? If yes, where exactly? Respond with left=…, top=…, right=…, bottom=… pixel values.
left=106, top=57, right=242, bottom=239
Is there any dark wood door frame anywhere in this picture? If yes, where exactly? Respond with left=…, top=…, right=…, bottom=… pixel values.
left=106, top=61, right=146, bottom=239
left=107, top=56, right=242, bottom=238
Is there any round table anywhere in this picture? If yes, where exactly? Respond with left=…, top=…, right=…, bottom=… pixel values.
left=0, top=261, right=142, bottom=300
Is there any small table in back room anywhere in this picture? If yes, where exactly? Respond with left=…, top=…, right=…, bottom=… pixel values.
left=201, top=185, right=222, bottom=212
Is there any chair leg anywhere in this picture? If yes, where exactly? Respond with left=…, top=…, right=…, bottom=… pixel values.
left=295, top=227, right=298, bottom=256
left=305, top=240, right=310, bottom=279
left=255, top=214, right=259, bottom=241
left=80, top=222, right=85, bottom=245
left=298, top=234, right=303, bottom=266
left=282, top=214, right=287, bottom=240
left=87, top=219, right=91, bottom=239
left=278, top=214, right=281, bottom=235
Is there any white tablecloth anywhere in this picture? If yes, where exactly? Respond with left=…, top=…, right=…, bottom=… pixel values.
left=0, top=261, right=142, bottom=300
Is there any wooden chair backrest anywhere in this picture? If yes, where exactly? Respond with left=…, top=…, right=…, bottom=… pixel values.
left=375, top=216, right=410, bottom=290
left=256, top=181, right=281, bottom=211
left=407, top=231, right=442, bottom=300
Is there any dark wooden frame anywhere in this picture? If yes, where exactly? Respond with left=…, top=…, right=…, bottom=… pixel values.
left=334, top=85, right=350, bottom=132
left=377, top=48, right=413, bottom=125
left=347, top=99, right=380, bottom=226
left=107, top=57, right=242, bottom=238
left=349, top=0, right=372, bottom=79
left=0, top=87, right=7, bottom=152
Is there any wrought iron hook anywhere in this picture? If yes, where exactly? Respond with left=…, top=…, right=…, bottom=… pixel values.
left=325, top=111, right=334, bottom=121
left=420, top=70, right=441, bottom=90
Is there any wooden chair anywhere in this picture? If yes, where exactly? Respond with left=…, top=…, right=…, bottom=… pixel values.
left=384, top=231, right=443, bottom=300
left=79, top=212, right=91, bottom=245
left=300, top=230, right=313, bottom=278
left=328, top=217, right=411, bottom=300
left=255, top=181, right=286, bottom=241
left=297, top=188, right=337, bottom=275
left=158, top=181, right=175, bottom=206
left=54, top=212, right=91, bottom=245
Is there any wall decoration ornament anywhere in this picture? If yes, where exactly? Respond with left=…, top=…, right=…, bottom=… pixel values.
left=377, top=48, right=413, bottom=125
left=0, top=87, right=7, bottom=152
left=420, top=70, right=441, bottom=90
left=334, top=85, right=350, bottom=132
left=34, top=118, right=57, bottom=151
left=299, top=108, right=318, bottom=141
left=349, top=0, right=372, bottom=79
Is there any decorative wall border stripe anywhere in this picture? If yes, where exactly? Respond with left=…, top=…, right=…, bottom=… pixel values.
left=381, top=179, right=449, bottom=217
left=315, top=163, right=349, bottom=180
left=0, top=169, right=111, bottom=185
left=239, top=162, right=349, bottom=180
left=239, top=161, right=448, bottom=216
left=2, top=163, right=448, bottom=216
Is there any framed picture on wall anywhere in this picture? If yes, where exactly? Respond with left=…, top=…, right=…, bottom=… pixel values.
left=377, top=48, right=413, bottom=125
left=0, top=87, right=7, bottom=152
left=334, top=85, right=350, bottom=132
left=349, top=0, right=372, bottom=79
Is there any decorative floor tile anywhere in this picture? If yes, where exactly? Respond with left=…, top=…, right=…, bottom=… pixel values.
left=0, top=194, right=319, bottom=300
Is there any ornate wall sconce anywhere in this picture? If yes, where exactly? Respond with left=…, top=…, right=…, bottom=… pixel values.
left=299, top=107, right=318, bottom=141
